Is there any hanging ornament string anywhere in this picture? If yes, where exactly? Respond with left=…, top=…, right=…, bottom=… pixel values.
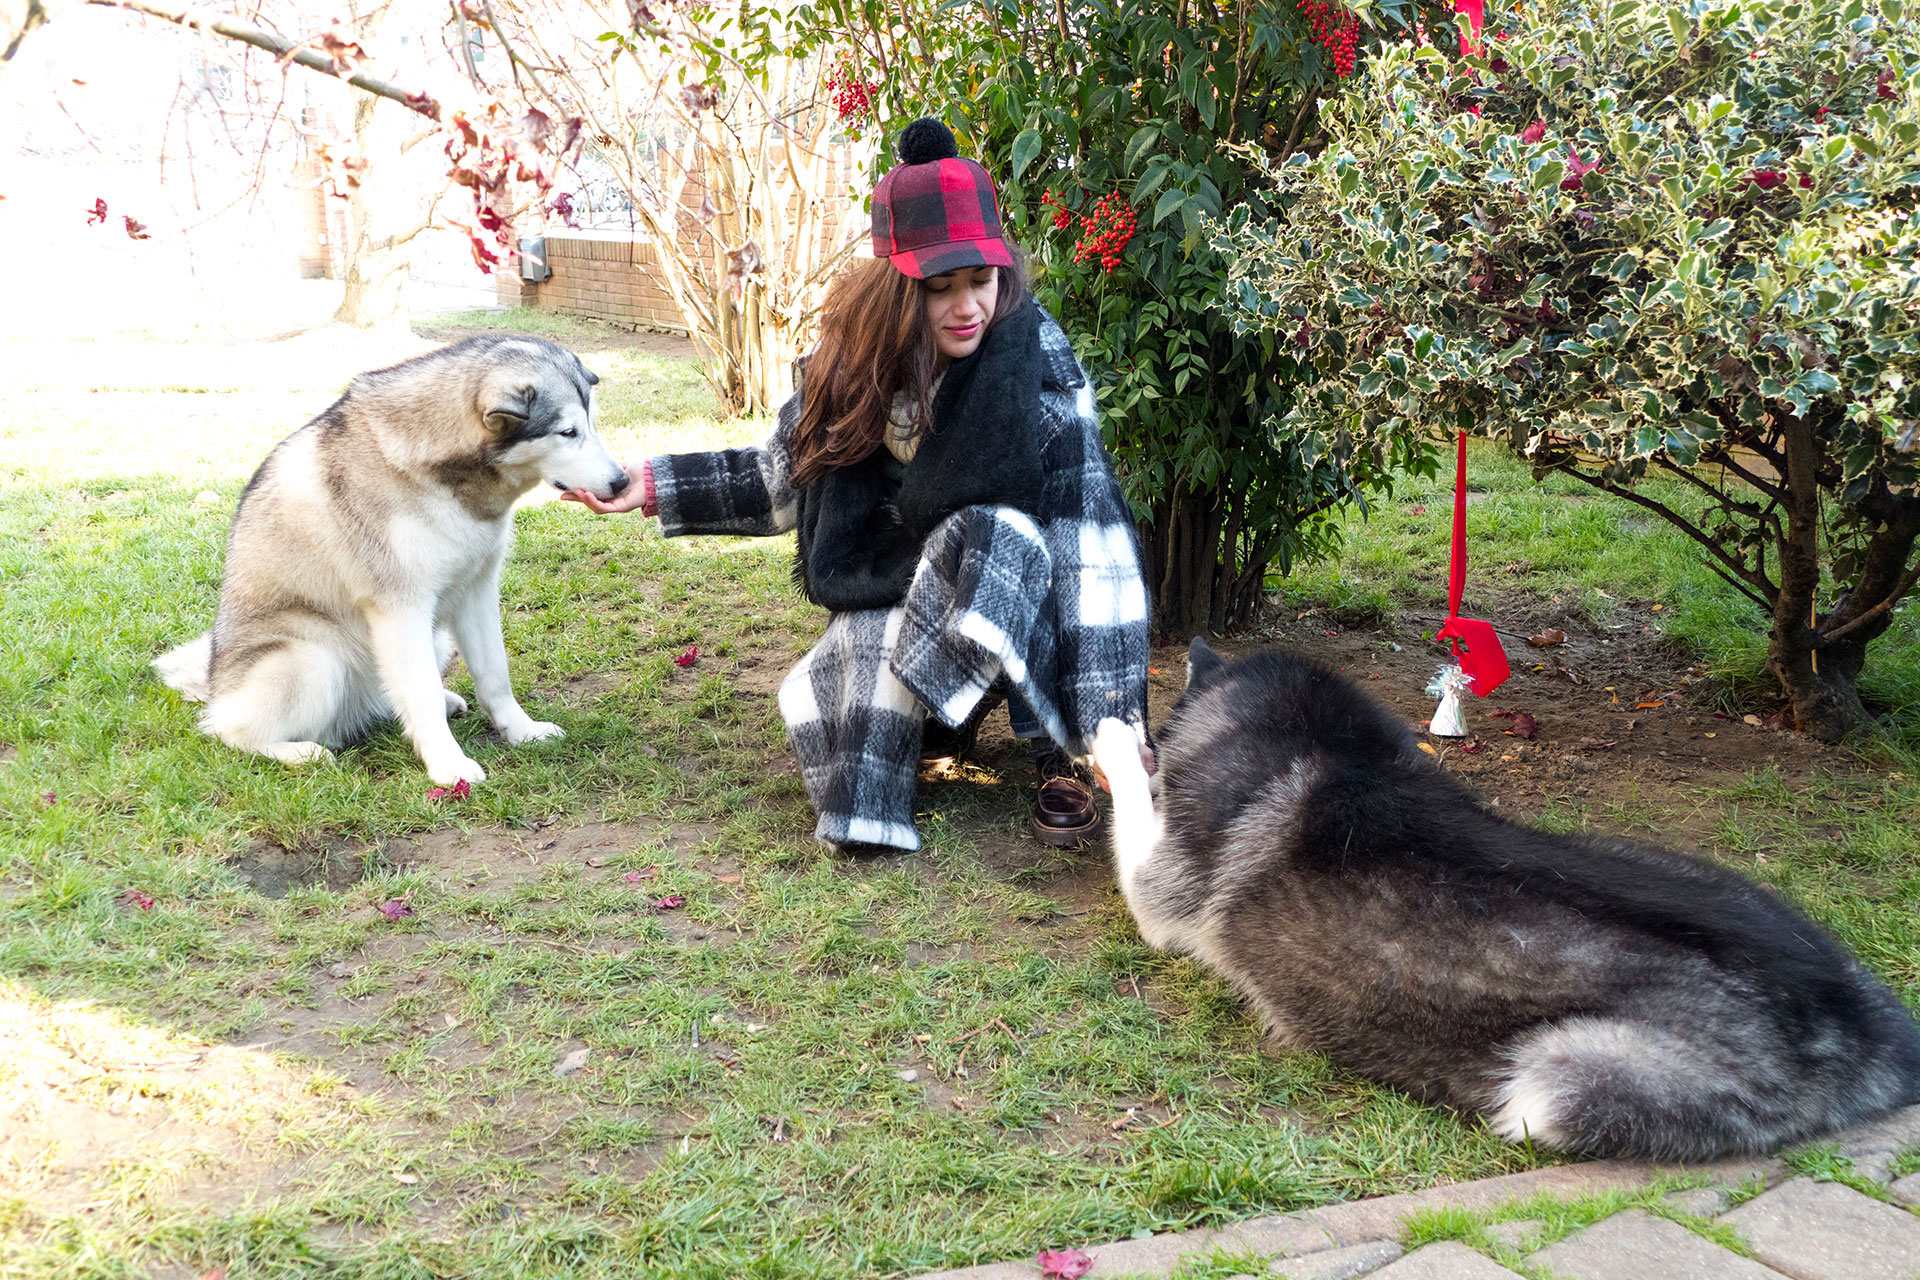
left=1434, top=430, right=1511, bottom=697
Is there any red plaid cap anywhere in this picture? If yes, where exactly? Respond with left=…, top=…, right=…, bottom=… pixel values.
left=872, top=154, right=1012, bottom=279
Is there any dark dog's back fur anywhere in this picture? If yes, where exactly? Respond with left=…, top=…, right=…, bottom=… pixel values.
left=1109, top=640, right=1920, bottom=1160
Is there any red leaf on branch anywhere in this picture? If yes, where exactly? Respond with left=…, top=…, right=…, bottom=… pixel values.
left=1561, top=146, right=1604, bottom=190
left=1748, top=169, right=1786, bottom=190
left=675, top=644, right=700, bottom=667
left=1519, top=119, right=1547, bottom=144
left=550, top=191, right=579, bottom=228
left=1036, top=1248, right=1094, bottom=1279
left=122, top=216, right=151, bottom=240
left=85, top=197, right=108, bottom=224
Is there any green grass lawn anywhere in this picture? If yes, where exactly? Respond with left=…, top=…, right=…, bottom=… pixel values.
left=2, top=309, right=1916, bottom=1279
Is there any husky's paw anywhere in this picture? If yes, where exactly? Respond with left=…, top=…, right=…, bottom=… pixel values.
left=426, top=755, right=487, bottom=786
left=502, top=719, right=564, bottom=746
left=264, top=741, right=336, bottom=766
left=443, top=690, right=470, bottom=718
left=1090, top=717, right=1148, bottom=786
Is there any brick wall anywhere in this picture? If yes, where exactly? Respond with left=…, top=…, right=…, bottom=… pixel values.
left=497, top=231, right=695, bottom=332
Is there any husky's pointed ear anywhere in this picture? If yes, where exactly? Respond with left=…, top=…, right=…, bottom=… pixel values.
left=1186, top=634, right=1226, bottom=688
left=484, top=386, right=535, bottom=438
left=582, top=365, right=600, bottom=387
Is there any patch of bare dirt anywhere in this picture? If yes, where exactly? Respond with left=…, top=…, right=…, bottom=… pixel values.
left=0, top=985, right=358, bottom=1227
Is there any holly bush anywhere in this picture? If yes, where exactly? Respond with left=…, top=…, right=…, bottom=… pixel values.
left=1218, top=0, right=1920, bottom=737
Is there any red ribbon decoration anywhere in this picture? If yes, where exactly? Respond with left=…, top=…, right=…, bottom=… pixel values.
left=1454, top=0, right=1485, bottom=53
left=1434, top=430, right=1510, bottom=696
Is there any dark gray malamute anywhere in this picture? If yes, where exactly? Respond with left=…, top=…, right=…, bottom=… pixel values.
left=1087, top=638, right=1920, bottom=1161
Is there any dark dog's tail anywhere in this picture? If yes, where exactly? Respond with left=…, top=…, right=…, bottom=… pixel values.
left=1490, top=1009, right=1920, bottom=1161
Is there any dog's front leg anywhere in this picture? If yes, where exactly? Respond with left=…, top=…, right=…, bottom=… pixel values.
left=450, top=571, right=562, bottom=747
left=366, top=603, right=488, bottom=785
left=1089, top=717, right=1162, bottom=895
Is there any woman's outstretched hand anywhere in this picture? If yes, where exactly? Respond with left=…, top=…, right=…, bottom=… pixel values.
left=563, top=461, right=652, bottom=515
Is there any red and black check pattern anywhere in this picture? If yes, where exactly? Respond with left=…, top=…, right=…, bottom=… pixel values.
left=872, top=156, right=1013, bottom=278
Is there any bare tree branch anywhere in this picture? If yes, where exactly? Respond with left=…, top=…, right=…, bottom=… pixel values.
left=86, top=0, right=443, bottom=119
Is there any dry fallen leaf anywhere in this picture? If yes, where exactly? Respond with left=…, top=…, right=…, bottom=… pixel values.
left=1037, top=1247, right=1095, bottom=1279
left=1418, top=741, right=1439, bottom=755
left=1635, top=700, right=1666, bottom=710
left=715, top=874, right=742, bottom=884
left=393, top=1172, right=420, bottom=1185
left=1528, top=627, right=1567, bottom=646
left=554, top=1047, right=591, bottom=1077
left=1505, top=712, right=1539, bottom=740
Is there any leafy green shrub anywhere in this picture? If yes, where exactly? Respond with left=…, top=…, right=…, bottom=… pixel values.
left=1219, top=0, right=1920, bottom=738
left=801, top=0, right=1407, bottom=633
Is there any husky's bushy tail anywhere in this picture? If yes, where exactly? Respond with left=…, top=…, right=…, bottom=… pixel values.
left=1490, top=1008, right=1920, bottom=1161
left=153, top=633, right=212, bottom=702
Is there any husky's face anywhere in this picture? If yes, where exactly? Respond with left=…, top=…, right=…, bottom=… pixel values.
left=482, top=357, right=630, bottom=501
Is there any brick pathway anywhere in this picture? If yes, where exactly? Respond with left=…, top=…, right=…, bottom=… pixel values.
left=912, top=1106, right=1920, bottom=1280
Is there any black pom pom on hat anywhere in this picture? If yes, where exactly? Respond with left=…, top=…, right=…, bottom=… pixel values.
left=897, top=118, right=959, bottom=165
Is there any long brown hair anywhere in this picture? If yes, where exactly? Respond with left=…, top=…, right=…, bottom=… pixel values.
left=789, top=250, right=1029, bottom=489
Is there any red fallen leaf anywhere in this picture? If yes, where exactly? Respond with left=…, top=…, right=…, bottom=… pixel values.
left=623, top=867, right=659, bottom=882
left=1519, top=119, right=1547, bottom=144
left=653, top=894, right=686, bottom=911
left=1148, top=666, right=1162, bottom=675
left=85, top=197, right=108, bottom=224
left=1505, top=712, right=1539, bottom=739
left=377, top=897, right=415, bottom=921
left=1037, top=1248, right=1094, bottom=1279
left=1487, top=709, right=1517, bottom=719
left=1459, top=741, right=1485, bottom=754
left=40, top=790, right=57, bottom=805
left=675, top=644, right=700, bottom=667
left=426, top=778, right=472, bottom=801
left=123, top=890, right=155, bottom=910
left=1323, top=629, right=1339, bottom=637
left=122, top=215, right=151, bottom=240
left=1409, top=504, right=1427, bottom=514
left=1634, top=700, right=1666, bottom=710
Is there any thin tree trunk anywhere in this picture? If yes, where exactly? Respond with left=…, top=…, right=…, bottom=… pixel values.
left=1767, top=411, right=1877, bottom=740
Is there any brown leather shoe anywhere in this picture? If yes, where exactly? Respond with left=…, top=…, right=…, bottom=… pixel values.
left=1032, top=774, right=1099, bottom=847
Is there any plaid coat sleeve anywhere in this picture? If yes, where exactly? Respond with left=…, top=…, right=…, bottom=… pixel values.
left=1033, top=311, right=1153, bottom=747
left=648, top=390, right=801, bottom=538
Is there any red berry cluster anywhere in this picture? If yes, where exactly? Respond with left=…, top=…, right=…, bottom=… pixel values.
left=1039, top=189, right=1073, bottom=231
left=823, top=61, right=878, bottom=123
left=1069, top=192, right=1138, bottom=273
left=1298, top=0, right=1359, bottom=77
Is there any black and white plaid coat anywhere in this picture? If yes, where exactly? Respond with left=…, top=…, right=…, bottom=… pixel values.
left=649, top=310, right=1150, bottom=852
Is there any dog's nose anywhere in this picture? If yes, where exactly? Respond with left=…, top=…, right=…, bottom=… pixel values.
left=607, top=471, right=631, bottom=497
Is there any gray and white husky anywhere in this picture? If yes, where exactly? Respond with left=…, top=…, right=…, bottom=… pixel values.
left=154, top=335, right=629, bottom=786
left=1088, top=638, right=1920, bottom=1161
